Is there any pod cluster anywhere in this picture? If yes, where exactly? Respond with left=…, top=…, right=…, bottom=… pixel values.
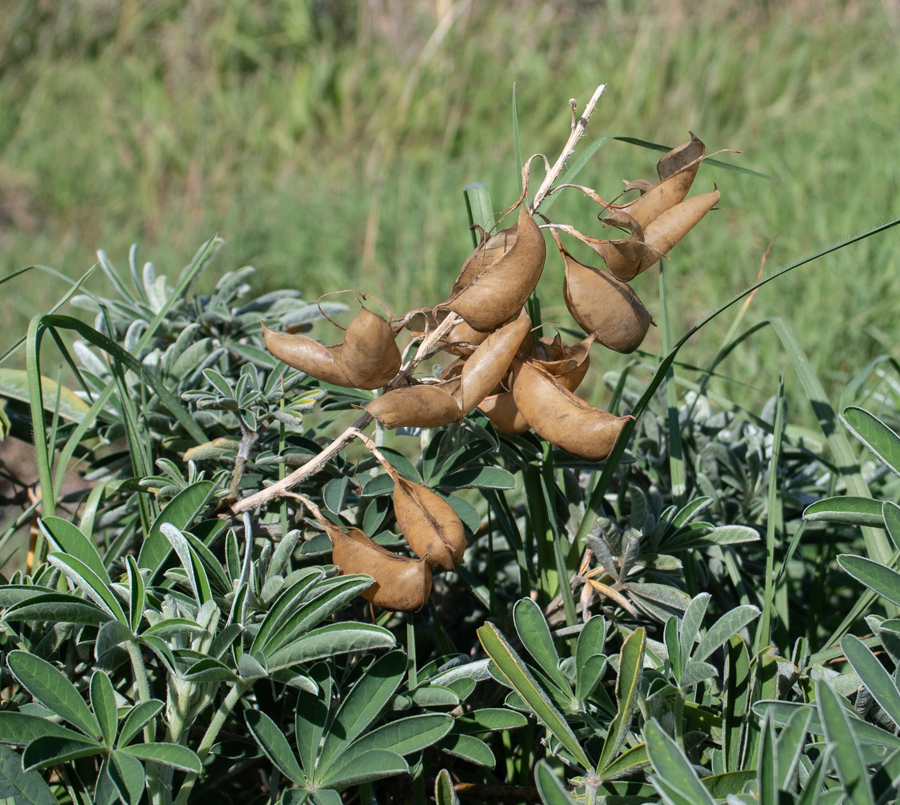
left=263, top=133, right=720, bottom=610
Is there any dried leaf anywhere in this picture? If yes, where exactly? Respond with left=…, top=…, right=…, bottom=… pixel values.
left=262, top=324, right=354, bottom=387
left=442, top=204, right=546, bottom=332
left=328, top=524, right=432, bottom=612
left=393, top=479, right=466, bottom=572
left=341, top=307, right=402, bottom=389
left=511, top=362, right=632, bottom=461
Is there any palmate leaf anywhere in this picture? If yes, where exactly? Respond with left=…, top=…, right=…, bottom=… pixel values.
left=246, top=710, right=307, bottom=786
left=841, top=634, right=900, bottom=729
left=264, top=623, right=395, bottom=672
left=477, top=621, right=592, bottom=770
left=138, top=481, right=216, bottom=576
left=534, top=759, right=578, bottom=804
left=842, top=406, right=900, bottom=478
left=0, top=714, right=96, bottom=747
left=22, top=735, right=103, bottom=771
left=643, top=719, right=716, bottom=805
left=7, top=652, right=100, bottom=739
left=316, top=749, right=407, bottom=788
left=513, top=598, right=574, bottom=700
left=597, top=627, right=645, bottom=774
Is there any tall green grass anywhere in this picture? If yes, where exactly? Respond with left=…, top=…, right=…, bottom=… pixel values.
left=1, top=0, right=898, bottom=406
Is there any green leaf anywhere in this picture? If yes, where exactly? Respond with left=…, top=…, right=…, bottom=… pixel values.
left=0, top=713, right=95, bottom=747
left=118, top=742, right=202, bottom=773
left=884, top=501, right=900, bottom=553
left=317, top=749, right=407, bottom=788
left=246, top=710, right=307, bottom=784
left=597, top=627, right=645, bottom=773
left=117, top=701, right=164, bottom=748
left=160, top=523, right=212, bottom=604
left=434, top=768, right=460, bottom=805
left=838, top=555, right=900, bottom=607
left=803, top=496, right=886, bottom=527
left=109, top=750, right=145, bottom=805
left=842, top=406, right=900, bottom=478
left=775, top=707, right=812, bottom=791
left=596, top=743, right=649, bottom=781
left=90, top=672, right=118, bottom=747
left=816, top=679, right=875, bottom=805
left=534, top=759, right=577, bottom=804
left=723, top=635, right=751, bottom=772
left=21, top=735, right=103, bottom=771
left=184, top=658, right=240, bottom=683
left=408, top=685, right=460, bottom=708
left=0, top=744, right=58, bottom=805
left=39, top=516, right=109, bottom=583
left=513, top=598, right=573, bottom=699
left=693, top=605, right=760, bottom=665
left=137, top=481, right=215, bottom=575
left=439, top=734, right=495, bottom=768
left=4, top=594, right=114, bottom=627
left=679, top=593, right=711, bottom=667
left=248, top=568, right=327, bottom=652
left=126, top=556, right=145, bottom=634
left=318, top=651, right=406, bottom=770
left=643, top=719, right=716, bottom=805
left=439, top=465, right=516, bottom=490
left=348, top=714, right=452, bottom=758
left=265, top=623, right=395, bottom=671
left=700, top=770, right=756, bottom=800
left=454, top=709, right=528, bottom=734
left=477, top=622, right=592, bottom=770
left=7, top=652, right=101, bottom=739
left=841, top=634, right=900, bottom=729
left=47, top=552, right=128, bottom=624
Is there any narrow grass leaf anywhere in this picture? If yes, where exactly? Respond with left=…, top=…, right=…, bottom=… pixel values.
left=534, top=759, right=577, bottom=804
left=245, top=710, right=306, bottom=785
left=477, top=622, right=592, bottom=769
left=816, top=679, right=875, bottom=805
left=841, top=634, right=900, bottom=729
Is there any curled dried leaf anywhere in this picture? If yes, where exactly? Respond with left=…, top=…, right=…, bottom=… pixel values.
left=366, top=382, right=462, bottom=429
left=262, top=324, right=354, bottom=387
left=341, top=307, right=402, bottom=389
left=328, top=524, right=432, bottom=612
left=511, top=361, right=633, bottom=461
left=442, top=204, right=546, bottom=332
left=559, top=241, right=652, bottom=354
left=393, top=478, right=466, bottom=572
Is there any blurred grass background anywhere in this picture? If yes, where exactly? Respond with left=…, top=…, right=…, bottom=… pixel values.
left=2, top=0, right=899, bottom=405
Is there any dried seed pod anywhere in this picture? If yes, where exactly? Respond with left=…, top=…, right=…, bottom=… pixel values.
left=393, top=478, right=466, bottom=572
left=366, top=382, right=463, bottom=429
left=328, top=524, right=432, bottom=612
left=511, top=361, right=632, bottom=462
left=588, top=211, right=650, bottom=282
left=534, top=333, right=594, bottom=392
left=615, top=133, right=706, bottom=228
left=640, top=187, right=721, bottom=271
left=459, top=310, right=532, bottom=415
left=478, top=390, right=530, bottom=434
left=559, top=241, right=652, bottom=354
left=341, top=307, right=402, bottom=389
left=262, top=324, right=355, bottom=387
left=442, top=204, right=546, bottom=332
left=440, top=319, right=490, bottom=357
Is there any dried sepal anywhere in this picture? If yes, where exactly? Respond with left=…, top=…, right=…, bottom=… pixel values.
left=366, top=382, right=463, bottom=429
left=261, top=324, right=355, bottom=386
left=556, top=235, right=652, bottom=354
left=392, top=478, right=466, bottom=572
left=511, top=361, right=633, bottom=461
left=442, top=204, right=546, bottom=332
left=341, top=306, right=402, bottom=389
left=328, top=524, right=432, bottom=612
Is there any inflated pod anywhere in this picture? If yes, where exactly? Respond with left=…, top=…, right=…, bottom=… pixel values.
left=511, top=362, right=633, bottom=462
left=478, top=390, right=530, bottom=435
left=393, top=479, right=466, bottom=572
left=589, top=211, right=650, bottom=282
left=341, top=307, right=402, bottom=389
left=440, top=319, right=490, bottom=357
left=638, top=188, right=721, bottom=273
left=262, top=324, right=354, bottom=387
left=558, top=240, right=652, bottom=354
left=442, top=204, right=546, bottom=332
left=328, top=524, right=432, bottom=612
left=534, top=334, right=594, bottom=392
left=614, top=133, right=706, bottom=228
left=366, top=381, right=463, bottom=429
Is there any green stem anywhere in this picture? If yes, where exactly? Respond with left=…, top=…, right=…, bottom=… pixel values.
left=128, top=641, right=166, bottom=805
left=173, top=681, right=249, bottom=805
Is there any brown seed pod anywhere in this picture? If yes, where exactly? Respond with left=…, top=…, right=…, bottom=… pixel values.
left=341, top=307, right=402, bottom=390
left=588, top=211, right=650, bottom=282
left=533, top=333, right=594, bottom=392
left=328, top=524, right=432, bottom=612
left=442, top=204, right=546, bottom=332
left=558, top=239, right=652, bottom=354
left=511, top=361, right=633, bottom=462
left=439, top=319, right=490, bottom=357
left=262, top=324, right=355, bottom=387
left=392, top=478, right=466, bottom=572
left=366, top=382, right=463, bottom=429
left=640, top=187, right=721, bottom=271
left=614, top=133, right=706, bottom=228
left=478, top=390, right=530, bottom=434
left=459, top=310, right=532, bottom=415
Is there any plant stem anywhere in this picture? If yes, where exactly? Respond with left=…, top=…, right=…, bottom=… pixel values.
left=128, top=640, right=166, bottom=805
left=173, top=681, right=249, bottom=805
